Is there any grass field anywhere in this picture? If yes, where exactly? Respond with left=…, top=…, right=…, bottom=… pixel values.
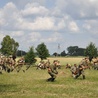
left=0, top=57, right=98, bottom=98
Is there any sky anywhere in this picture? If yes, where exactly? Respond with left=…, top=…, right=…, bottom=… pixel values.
left=0, top=0, right=98, bottom=54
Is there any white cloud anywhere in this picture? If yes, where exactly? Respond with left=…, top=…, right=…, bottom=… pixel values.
left=40, top=32, right=63, bottom=43
left=21, top=3, right=49, bottom=16
left=28, top=32, right=41, bottom=42
left=0, top=1, right=79, bottom=33
left=10, top=31, right=25, bottom=37
left=83, top=20, right=98, bottom=34
left=57, top=19, right=66, bottom=30
left=55, top=0, right=98, bottom=19
left=0, top=0, right=98, bottom=53
left=18, top=16, right=55, bottom=31
left=68, top=21, right=79, bottom=32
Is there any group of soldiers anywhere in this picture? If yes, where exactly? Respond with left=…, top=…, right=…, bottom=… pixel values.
left=36, top=59, right=61, bottom=82
left=32, top=57, right=98, bottom=82
left=45, top=58, right=88, bottom=82
left=36, top=59, right=61, bottom=70
left=0, top=54, right=25, bottom=74
left=1, top=53, right=98, bottom=82
left=68, top=57, right=98, bottom=80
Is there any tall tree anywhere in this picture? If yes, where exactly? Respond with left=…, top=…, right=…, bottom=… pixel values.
left=24, top=47, right=36, bottom=65
left=0, top=35, right=19, bottom=55
left=36, top=43, right=50, bottom=60
left=84, top=42, right=98, bottom=62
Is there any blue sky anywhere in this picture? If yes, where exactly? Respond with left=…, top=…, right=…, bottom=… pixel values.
left=0, top=0, right=98, bottom=54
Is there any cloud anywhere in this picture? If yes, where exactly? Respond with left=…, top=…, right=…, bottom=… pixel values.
left=28, top=32, right=41, bottom=42
left=55, top=0, right=98, bottom=20
left=68, top=21, right=79, bottom=32
left=21, top=3, right=49, bottom=16
left=0, top=0, right=98, bottom=53
left=40, top=32, right=64, bottom=43
left=6, top=0, right=46, bottom=8
left=0, top=1, right=80, bottom=33
left=10, top=31, right=25, bottom=37
left=83, top=20, right=98, bottom=34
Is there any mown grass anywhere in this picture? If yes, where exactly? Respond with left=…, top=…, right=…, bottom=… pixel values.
left=0, top=57, right=98, bottom=98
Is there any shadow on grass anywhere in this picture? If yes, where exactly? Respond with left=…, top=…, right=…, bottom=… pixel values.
left=0, top=84, right=18, bottom=92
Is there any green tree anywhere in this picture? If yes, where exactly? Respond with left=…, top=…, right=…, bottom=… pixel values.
left=17, top=50, right=27, bottom=56
left=61, top=50, right=67, bottom=56
left=67, top=46, right=78, bottom=56
left=24, top=47, right=36, bottom=65
left=53, top=52, right=58, bottom=57
left=84, top=42, right=98, bottom=62
left=36, top=43, right=50, bottom=60
left=0, top=35, right=19, bottom=55
left=67, top=46, right=85, bottom=56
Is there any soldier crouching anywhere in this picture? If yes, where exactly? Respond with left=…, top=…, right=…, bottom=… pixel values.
left=47, top=64, right=58, bottom=82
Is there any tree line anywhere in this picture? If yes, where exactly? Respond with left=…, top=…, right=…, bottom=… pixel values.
left=0, top=35, right=98, bottom=64
left=53, top=46, right=86, bottom=57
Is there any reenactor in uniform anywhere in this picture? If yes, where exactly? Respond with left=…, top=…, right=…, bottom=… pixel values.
left=70, top=64, right=78, bottom=78
left=5, top=55, right=16, bottom=72
left=45, top=59, right=50, bottom=68
left=36, top=60, right=45, bottom=70
left=92, top=57, right=98, bottom=70
left=56, top=61, right=61, bottom=69
left=75, top=64, right=85, bottom=79
left=47, top=60, right=58, bottom=82
left=70, top=64, right=85, bottom=79
left=80, top=58, right=90, bottom=69
left=16, top=57, right=25, bottom=72
left=66, top=63, right=72, bottom=69
left=0, top=55, right=10, bottom=73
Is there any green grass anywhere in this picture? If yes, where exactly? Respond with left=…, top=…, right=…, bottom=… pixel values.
left=0, top=57, right=98, bottom=98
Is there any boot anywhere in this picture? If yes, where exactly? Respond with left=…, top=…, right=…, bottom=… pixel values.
left=47, top=78, right=52, bottom=82
left=51, top=78, right=55, bottom=82
left=83, top=75, right=85, bottom=79
left=75, top=75, right=79, bottom=79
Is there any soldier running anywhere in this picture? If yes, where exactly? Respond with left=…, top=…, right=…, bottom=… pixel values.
left=70, top=64, right=85, bottom=79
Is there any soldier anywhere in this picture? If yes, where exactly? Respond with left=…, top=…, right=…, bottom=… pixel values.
left=16, top=57, right=25, bottom=72
left=80, top=58, right=90, bottom=69
left=93, top=62, right=98, bottom=70
left=66, top=63, right=72, bottom=69
left=47, top=60, right=58, bottom=82
left=36, top=60, right=45, bottom=70
left=75, top=64, right=85, bottom=79
left=36, top=61, right=42, bottom=70
left=56, top=61, right=61, bottom=69
left=6, top=55, right=16, bottom=72
left=45, top=59, right=50, bottom=68
left=70, top=64, right=78, bottom=78
left=12, top=54, right=16, bottom=62
left=0, top=55, right=11, bottom=73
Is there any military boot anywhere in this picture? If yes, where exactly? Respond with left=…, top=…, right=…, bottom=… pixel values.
left=83, top=75, right=85, bottom=79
